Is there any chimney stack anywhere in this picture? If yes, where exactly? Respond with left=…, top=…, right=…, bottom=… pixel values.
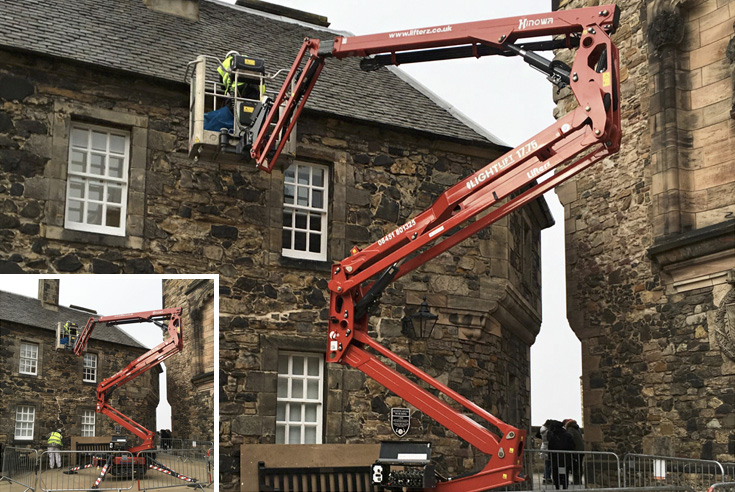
left=38, top=279, right=60, bottom=311
left=143, top=0, right=199, bottom=21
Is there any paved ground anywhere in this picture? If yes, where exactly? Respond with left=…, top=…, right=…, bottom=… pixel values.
left=1, top=453, right=213, bottom=491
left=1, top=479, right=212, bottom=491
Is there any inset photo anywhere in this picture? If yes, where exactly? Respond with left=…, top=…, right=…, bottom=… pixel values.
left=0, top=276, right=215, bottom=492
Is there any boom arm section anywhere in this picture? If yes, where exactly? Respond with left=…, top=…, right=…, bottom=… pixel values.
left=73, top=308, right=183, bottom=454
left=250, top=5, right=621, bottom=492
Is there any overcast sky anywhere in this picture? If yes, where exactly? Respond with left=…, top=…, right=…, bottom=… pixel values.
left=225, top=0, right=582, bottom=426
left=0, top=276, right=173, bottom=429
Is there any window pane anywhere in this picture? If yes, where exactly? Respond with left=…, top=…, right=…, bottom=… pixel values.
left=91, top=131, right=107, bottom=151
left=109, top=134, right=126, bottom=154
left=295, top=212, right=307, bottom=230
left=289, top=426, right=301, bottom=444
left=284, top=184, right=294, bottom=205
left=277, top=378, right=288, bottom=398
left=88, top=182, right=104, bottom=201
left=309, top=214, right=321, bottom=232
left=70, top=150, right=86, bottom=173
left=304, top=427, right=317, bottom=444
left=276, top=426, right=285, bottom=444
left=289, top=404, right=301, bottom=422
left=282, top=210, right=292, bottom=228
left=309, top=233, right=321, bottom=253
left=294, top=231, right=306, bottom=251
left=67, top=200, right=83, bottom=223
left=282, top=229, right=291, bottom=249
left=292, top=356, right=304, bottom=375
left=305, top=404, right=317, bottom=423
left=297, top=187, right=308, bottom=206
left=292, top=379, right=303, bottom=399
left=278, top=355, right=289, bottom=374
left=307, top=357, right=320, bottom=376
left=312, top=189, right=323, bottom=209
left=71, top=128, right=88, bottom=148
left=106, top=207, right=121, bottom=228
left=313, top=168, right=324, bottom=187
left=307, top=379, right=319, bottom=399
left=87, top=203, right=103, bottom=225
left=276, top=402, right=286, bottom=421
left=90, top=153, right=105, bottom=175
left=109, top=156, right=124, bottom=178
left=69, top=179, right=85, bottom=199
left=284, top=166, right=295, bottom=183
left=108, top=185, right=122, bottom=204
left=298, top=166, right=309, bottom=185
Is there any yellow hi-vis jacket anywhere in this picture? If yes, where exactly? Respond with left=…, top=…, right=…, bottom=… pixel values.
left=48, top=431, right=62, bottom=447
left=217, top=55, right=265, bottom=98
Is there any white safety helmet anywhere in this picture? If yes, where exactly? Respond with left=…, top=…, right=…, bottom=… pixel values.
left=225, top=50, right=240, bottom=59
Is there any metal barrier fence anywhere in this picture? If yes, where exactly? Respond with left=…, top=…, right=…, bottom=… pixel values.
left=135, top=448, right=213, bottom=490
left=0, top=446, right=39, bottom=492
left=39, top=450, right=135, bottom=492
left=157, top=438, right=213, bottom=452
left=510, top=448, right=622, bottom=490
left=708, top=484, right=735, bottom=492
left=38, top=451, right=140, bottom=492
left=724, top=464, right=735, bottom=482
left=623, top=454, right=726, bottom=490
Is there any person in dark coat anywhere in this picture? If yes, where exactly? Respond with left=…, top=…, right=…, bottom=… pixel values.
left=547, top=419, right=575, bottom=489
left=564, top=419, right=585, bottom=485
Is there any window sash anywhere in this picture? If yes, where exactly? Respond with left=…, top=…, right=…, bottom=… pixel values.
left=14, top=406, right=34, bottom=440
left=83, top=354, right=97, bottom=383
left=282, top=163, right=328, bottom=261
left=65, top=122, right=130, bottom=236
left=19, top=342, right=38, bottom=375
left=276, top=352, right=323, bottom=444
left=81, top=410, right=95, bottom=437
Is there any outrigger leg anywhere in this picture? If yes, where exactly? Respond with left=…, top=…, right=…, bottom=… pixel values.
left=147, top=457, right=198, bottom=484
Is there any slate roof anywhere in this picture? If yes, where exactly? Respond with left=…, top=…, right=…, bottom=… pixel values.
left=0, top=0, right=504, bottom=147
left=0, top=290, right=147, bottom=349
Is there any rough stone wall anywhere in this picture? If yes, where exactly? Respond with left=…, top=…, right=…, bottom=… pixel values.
left=219, top=109, right=546, bottom=489
left=0, top=321, right=159, bottom=448
left=162, top=279, right=215, bottom=442
left=0, top=44, right=545, bottom=489
left=555, top=0, right=735, bottom=460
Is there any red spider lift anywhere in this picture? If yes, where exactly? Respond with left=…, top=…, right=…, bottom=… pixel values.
left=63, top=308, right=199, bottom=489
left=236, top=4, right=621, bottom=491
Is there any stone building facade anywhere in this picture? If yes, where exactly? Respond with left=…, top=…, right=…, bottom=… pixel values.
left=0, top=0, right=551, bottom=488
left=0, top=280, right=159, bottom=448
left=554, top=0, right=735, bottom=459
left=162, top=279, right=215, bottom=442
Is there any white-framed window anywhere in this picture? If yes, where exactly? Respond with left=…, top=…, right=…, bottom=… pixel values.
left=83, top=353, right=97, bottom=383
left=65, top=122, right=130, bottom=236
left=14, top=406, right=35, bottom=440
left=282, top=162, right=328, bottom=261
left=19, top=342, right=38, bottom=375
left=276, top=352, right=323, bottom=444
left=81, top=410, right=95, bottom=437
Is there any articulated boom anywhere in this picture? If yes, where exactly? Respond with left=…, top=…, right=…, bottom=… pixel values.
left=250, top=5, right=621, bottom=491
left=73, top=308, right=183, bottom=454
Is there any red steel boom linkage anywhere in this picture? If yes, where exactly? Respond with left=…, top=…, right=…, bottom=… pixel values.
left=249, top=5, right=621, bottom=491
left=73, top=308, right=183, bottom=454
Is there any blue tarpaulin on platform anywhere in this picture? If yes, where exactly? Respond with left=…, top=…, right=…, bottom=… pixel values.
left=204, top=106, right=233, bottom=132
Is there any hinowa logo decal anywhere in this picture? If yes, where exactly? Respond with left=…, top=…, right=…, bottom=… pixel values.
left=518, top=17, right=554, bottom=29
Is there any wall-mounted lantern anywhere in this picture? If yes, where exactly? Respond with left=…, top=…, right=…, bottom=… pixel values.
left=401, top=297, right=438, bottom=339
